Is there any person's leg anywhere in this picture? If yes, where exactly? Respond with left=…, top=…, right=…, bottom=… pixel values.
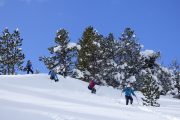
left=125, top=96, right=129, bottom=105
left=30, top=69, right=33, bottom=74
left=50, top=76, right=54, bottom=80
left=55, top=78, right=59, bottom=82
left=92, top=88, right=96, bottom=94
left=27, top=68, right=29, bottom=74
left=129, top=96, right=133, bottom=104
left=88, top=86, right=92, bottom=90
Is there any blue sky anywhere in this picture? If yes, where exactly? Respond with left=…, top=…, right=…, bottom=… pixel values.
left=0, top=0, right=180, bottom=73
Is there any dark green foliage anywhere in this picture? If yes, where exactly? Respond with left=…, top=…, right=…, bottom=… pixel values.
left=135, top=51, right=161, bottom=91
left=170, top=60, right=180, bottom=94
left=77, top=26, right=102, bottom=81
left=141, top=69, right=160, bottom=107
left=157, top=67, right=172, bottom=95
left=38, top=26, right=178, bottom=100
left=98, top=33, right=120, bottom=87
left=40, top=29, right=76, bottom=77
left=0, top=28, right=25, bottom=75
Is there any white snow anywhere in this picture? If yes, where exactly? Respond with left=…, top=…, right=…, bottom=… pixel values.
left=110, top=59, right=117, bottom=67
left=0, top=74, right=180, bottom=120
left=140, top=69, right=147, bottom=75
left=53, top=46, right=61, bottom=52
left=58, top=35, right=61, bottom=38
left=127, top=76, right=136, bottom=83
left=141, top=44, right=144, bottom=48
left=68, top=43, right=76, bottom=49
left=126, top=43, right=130, bottom=46
left=114, top=72, right=124, bottom=81
left=119, top=63, right=128, bottom=69
left=161, top=66, right=171, bottom=74
left=73, top=69, right=84, bottom=78
left=18, top=48, right=22, bottom=50
left=93, top=41, right=100, bottom=47
left=76, top=44, right=81, bottom=50
left=5, top=33, right=8, bottom=36
left=16, top=28, right=19, bottom=32
left=141, top=50, right=155, bottom=59
left=133, top=34, right=136, bottom=38
left=53, top=43, right=81, bottom=52
left=152, top=75, right=158, bottom=82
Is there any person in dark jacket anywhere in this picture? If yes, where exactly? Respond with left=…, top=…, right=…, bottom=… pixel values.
left=26, top=60, right=33, bottom=74
left=122, top=83, right=136, bottom=105
left=88, top=79, right=100, bottom=94
left=49, top=70, right=59, bottom=82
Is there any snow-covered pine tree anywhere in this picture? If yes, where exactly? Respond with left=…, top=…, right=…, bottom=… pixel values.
left=0, top=46, right=4, bottom=75
left=77, top=26, right=102, bottom=81
left=0, top=35, right=4, bottom=74
left=98, top=33, right=119, bottom=87
left=141, top=69, right=160, bottom=107
left=157, top=66, right=172, bottom=95
left=0, top=28, right=25, bottom=75
left=116, top=28, right=142, bottom=87
left=0, top=28, right=11, bottom=75
left=40, top=29, right=76, bottom=77
left=11, top=29, right=25, bottom=74
left=135, top=50, right=161, bottom=91
left=170, top=60, right=180, bottom=94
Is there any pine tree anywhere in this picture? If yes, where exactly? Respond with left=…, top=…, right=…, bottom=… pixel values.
left=170, top=60, right=180, bottom=94
left=11, top=29, right=25, bottom=74
left=116, top=28, right=142, bottom=87
left=98, top=33, right=119, bottom=87
left=0, top=37, right=4, bottom=74
left=40, top=29, right=76, bottom=77
left=0, top=28, right=25, bottom=75
left=135, top=50, right=161, bottom=91
left=141, top=69, right=160, bottom=107
left=157, top=66, right=172, bottom=95
left=77, top=26, right=102, bottom=81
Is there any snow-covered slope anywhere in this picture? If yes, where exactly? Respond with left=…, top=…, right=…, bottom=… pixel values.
left=0, top=74, right=180, bottom=120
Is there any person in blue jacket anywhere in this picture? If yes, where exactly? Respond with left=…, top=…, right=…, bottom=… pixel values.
left=122, top=83, right=136, bottom=105
left=49, top=70, right=59, bottom=82
left=26, top=60, right=34, bottom=74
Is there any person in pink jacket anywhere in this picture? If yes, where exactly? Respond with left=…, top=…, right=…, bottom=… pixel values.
left=88, top=79, right=100, bottom=94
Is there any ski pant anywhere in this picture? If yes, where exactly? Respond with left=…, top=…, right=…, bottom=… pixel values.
left=125, top=95, right=133, bottom=105
left=27, top=68, right=33, bottom=74
left=88, top=86, right=96, bottom=94
left=50, top=76, right=59, bottom=82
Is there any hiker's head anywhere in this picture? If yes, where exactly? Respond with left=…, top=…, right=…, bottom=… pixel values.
left=127, top=83, right=133, bottom=87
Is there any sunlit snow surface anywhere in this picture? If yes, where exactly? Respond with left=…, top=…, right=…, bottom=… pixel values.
left=0, top=74, right=180, bottom=120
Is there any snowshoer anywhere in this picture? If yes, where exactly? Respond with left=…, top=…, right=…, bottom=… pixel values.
left=122, top=83, right=136, bottom=105
left=25, top=60, right=34, bottom=74
left=49, top=70, right=59, bottom=82
left=88, top=79, right=100, bottom=94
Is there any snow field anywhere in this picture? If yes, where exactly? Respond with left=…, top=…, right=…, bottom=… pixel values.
left=0, top=74, right=180, bottom=120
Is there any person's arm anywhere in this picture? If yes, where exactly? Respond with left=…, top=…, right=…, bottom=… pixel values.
left=121, top=88, right=126, bottom=96
left=122, top=88, right=126, bottom=94
left=131, top=89, right=136, bottom=97
left=95, top=80, right=101, bottom=85
left=30, top=63, right=33, bottom=69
